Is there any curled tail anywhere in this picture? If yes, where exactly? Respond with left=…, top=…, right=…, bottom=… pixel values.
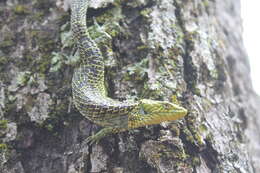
left=71, top=0, right=88, bottom=39
left=71, top=0, right=105, bottom=84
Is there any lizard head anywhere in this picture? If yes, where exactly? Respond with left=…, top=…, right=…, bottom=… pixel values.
left=127, top=99, right=188, bottom=129
left=138, top=99, right=188, bottom=122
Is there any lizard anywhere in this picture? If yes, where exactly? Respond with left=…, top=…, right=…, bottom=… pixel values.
left=70, top=0, right=188, bottom=144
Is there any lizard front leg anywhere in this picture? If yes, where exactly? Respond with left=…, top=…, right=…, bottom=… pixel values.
left=84, top=127, right=119, bottom=145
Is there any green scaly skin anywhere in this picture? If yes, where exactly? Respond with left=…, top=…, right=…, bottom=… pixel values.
left=71, top=0, right=188, bottom=144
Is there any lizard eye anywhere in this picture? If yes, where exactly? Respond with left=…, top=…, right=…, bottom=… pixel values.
left=139, top=107, right=147, bottom=115
left=164, top=104, right=170, bottom=109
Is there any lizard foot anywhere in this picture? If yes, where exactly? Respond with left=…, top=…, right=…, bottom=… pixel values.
left=84, top=127, right=114, bottom=145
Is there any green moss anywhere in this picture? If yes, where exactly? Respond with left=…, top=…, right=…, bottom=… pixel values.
left=171, top=23, right=185, bottom=47
left=39, top=39, right=56, bottom=53
left=0, top=34, right=14, bottom=49
left=199, top=124, right=208, bottom=132
left=39, top=100, right=73, bottom=136
left=30, top=30, right=56, bottom=53
left=193, top=132, right=204, bottom=146
left=23, top=51, right=34, bottom=63
left=0, top=143, right=7, bottom=151
left=162, top=143, right=186, bottom=160
left=33, top=0, right=52, bottom=10
left=210, top=69, right=219, bottom=80
left=0, top=56, right=8, bottom=71
left=60, top=27, right=72, bottom=43
left=184, top=31, right=198, bottom=47
left=57, top=13, right=71, bottom=26
left=181, top=112, right=206, bottom=149
left=16, top=71, right=31, bottom=87
left=0, top=31, right=15, bottom=51
left=170, top=124, right=180, bottom=137
left=92, top=6, right=124, bottom=38
left=183, top=128, right=194, bottom=142
left=31, top=11, right=45, bottom=21
left=137, top=45, right=149, bottom=51
left=45, top=124, right=54, bottom=131
left=125, top=58, right=148, bottom=81
left=49, top=52, right=63, bottom=72
left=192, top=156, right=201, bottom=165
left=171, top=95, right=180, bottom=104
left=37, top=55, right=52, bottom=74
left=113, top=0, right=123, bottom=7
left=0, top=40, right=14, bottom=48
left=193, top=87, right=201, bottom=96
left=28, top=28, right=57, bottom=73
left=28, top=30, right=38, bottom=38
left=0, top=8, right=4, bottom=17
left=13, top=5, right=30, bottom=15
left=95, top=10, right=115, bottom=24
left=140, top=8, right=152, bottom=18
left=142, top=81, right=164, bottom=99
left=206, top=133, right=213, bottom=141
left=202, top=0, right=209, bottom=7
left=0, top=120, right=8, bottom=130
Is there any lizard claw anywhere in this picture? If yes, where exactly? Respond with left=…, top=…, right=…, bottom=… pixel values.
left=84, top=134, right=101, bottom=145
left=83, top=127, right=115, bottom=146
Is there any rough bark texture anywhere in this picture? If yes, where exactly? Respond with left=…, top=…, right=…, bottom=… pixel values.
left=0, top=0, right=259, bottom=173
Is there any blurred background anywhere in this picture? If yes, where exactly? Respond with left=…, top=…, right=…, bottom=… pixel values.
left=241, top=0, right=260, bottom=95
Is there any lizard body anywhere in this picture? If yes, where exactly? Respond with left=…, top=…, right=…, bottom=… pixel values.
left=71, top=0, right=188, bottom=143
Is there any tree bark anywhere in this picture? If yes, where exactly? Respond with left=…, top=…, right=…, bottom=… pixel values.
left=0, top=0, right=259, bottom=172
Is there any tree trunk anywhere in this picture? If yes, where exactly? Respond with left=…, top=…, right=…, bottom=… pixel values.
left=0, top=0, right=259, bottom=172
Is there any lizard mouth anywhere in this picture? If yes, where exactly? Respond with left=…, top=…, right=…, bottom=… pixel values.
left=152, top=108, right=187, bottom=117
left=158, top=109, right=187, bottom=115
